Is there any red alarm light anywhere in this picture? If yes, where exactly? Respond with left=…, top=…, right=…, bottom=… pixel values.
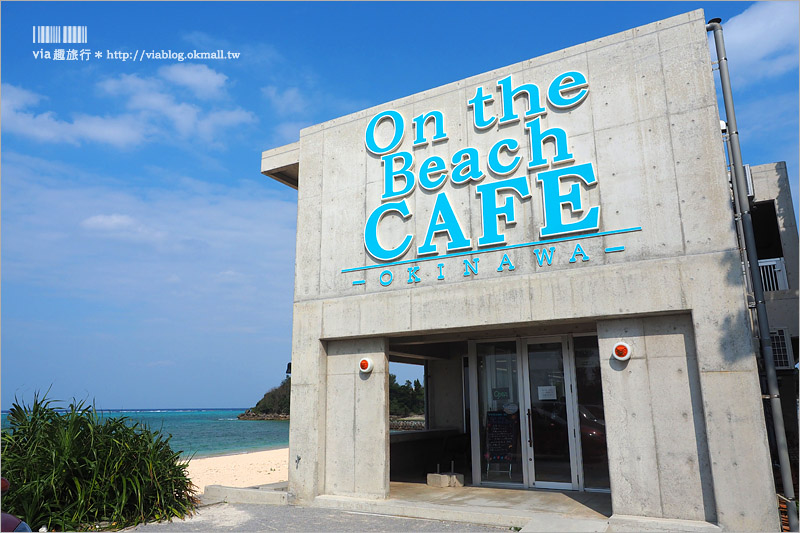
left=359, top=358, right=374, bottom=373
left=613, top=342, right=631, bottom=361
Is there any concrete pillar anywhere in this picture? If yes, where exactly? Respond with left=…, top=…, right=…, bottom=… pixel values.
left=598, top=315, right=717, bottom=527
left=324, top=338, right=389, bottom=499
left=287, top=301, right=327, bottom=503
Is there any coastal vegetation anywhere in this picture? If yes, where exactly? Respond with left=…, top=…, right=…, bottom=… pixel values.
left=253, top=376, right=291, bottom=415
left=239, top=377, right=291, bottom=419
left=1, top=393, right=197, bottom=531
left=389, top=374, right=425, bottom=417
left=241, top=374, right=425, bottom=419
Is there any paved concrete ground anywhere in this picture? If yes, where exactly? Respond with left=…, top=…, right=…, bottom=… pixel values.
left=387, top=482, right=611, bottom=517
left=132, top=503, right=510, bottom=532
left=312, top=482, right=611, bottom=530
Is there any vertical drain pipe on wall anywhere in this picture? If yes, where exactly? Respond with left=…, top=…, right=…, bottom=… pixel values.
left=722, top=124, right=756, bottom=304
left=707, top=18, right=798, bottom=531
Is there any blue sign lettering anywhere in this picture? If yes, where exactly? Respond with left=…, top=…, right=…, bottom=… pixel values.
left=418, top=192, right=472, bottom=256
left=360, top=70, right=607, bottom=273
left=476, top=176, right=531, bottom=247
left=364, top=200, right=414, bottom=261
left=365, top=110, right=404, bottom=155
left=536, top=163, right=600, bottom=238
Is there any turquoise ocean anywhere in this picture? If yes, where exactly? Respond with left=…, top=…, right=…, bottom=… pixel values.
left=1, top=409, right=289, bottom=459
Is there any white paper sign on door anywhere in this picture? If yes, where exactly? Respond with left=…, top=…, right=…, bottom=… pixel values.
left=537, top=385, right=557, bottom=400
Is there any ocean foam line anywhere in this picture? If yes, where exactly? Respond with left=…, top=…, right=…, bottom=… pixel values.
left=188, top=443, right=290, bottom=460
left=97, top=408, right=249, bottom=413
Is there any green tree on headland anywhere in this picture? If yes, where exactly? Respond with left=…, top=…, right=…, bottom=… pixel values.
left=0, top=392, right=197, bottom=531
left=389, top=374, right=425, bottom=417
left=245, top=374, right=425, bottom=418
left=252, top=376, right=291, bottom=415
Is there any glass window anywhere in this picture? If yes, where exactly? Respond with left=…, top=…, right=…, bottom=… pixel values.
left=573, top=336, right=610, bottom=489
left=477, top=341, right=523, bottom=484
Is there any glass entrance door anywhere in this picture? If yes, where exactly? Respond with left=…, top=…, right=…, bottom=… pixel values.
left=474, top=341, right=524, bottom=485
left=468, top=335, right=609, bottom=491
left=524, top=338, right=579, bottom=489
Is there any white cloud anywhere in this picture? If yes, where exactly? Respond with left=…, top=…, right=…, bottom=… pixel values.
left=4, top=70, right=257, bottom=149
left=159, top=64, right=229, bottom=100
left=181, top=31, right=283, bottom=67
left=711, top=3, right=800, bottom=224
left=216, top=269, right=247, bottom=284
left=1, top=83, right=149, bottom=147
left=272, top=121, right=312, bottom=144
left=99, top=74, right=201, bottom=136
left=182, top=30, right=228, bottom=50
left=196, top=109, right=258, bottom=142
left=81, top=214, right=138, bottom=231
left=98, top=73, right=161, bottom=96
left=2, top=151, right=298, bottom=319
left=262, top=86, right=307, bottom=115
left=69, top=114, right=152, bottom=146
left=2, top=84, right=43, bottom=111
left=261, top=84, right=367, bottom=123
left=736, top=90, right=799, bottom=138
left=720, top=2, right=799, bottom=86
left=80, top=214, right=166, bottom=244
left=99, top=74, right=256, bottom=144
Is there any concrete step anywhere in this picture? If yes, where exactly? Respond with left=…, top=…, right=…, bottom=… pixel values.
left=203, top=484, right=288, bottom=506
left=313, top=493, right=607, bottom=529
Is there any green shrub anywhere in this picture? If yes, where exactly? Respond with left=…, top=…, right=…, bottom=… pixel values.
left=1, top=392, right=197, bottom=531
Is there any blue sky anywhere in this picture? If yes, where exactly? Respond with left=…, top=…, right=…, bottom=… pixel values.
left=2, top=2, right=798, bottom=409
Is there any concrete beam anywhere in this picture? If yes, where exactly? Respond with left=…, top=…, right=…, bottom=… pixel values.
left=261, top=142, right=299, bottom=189
left=387, top=350, right=450, bottom=361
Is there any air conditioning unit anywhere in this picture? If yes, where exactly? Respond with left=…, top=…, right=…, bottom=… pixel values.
left=770, top=329, right=795, bottom=370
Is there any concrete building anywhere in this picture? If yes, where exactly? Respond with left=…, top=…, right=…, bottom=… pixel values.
left=748, top=162, right=799, bottom=477
left=261, top=10, right=788, bottom=532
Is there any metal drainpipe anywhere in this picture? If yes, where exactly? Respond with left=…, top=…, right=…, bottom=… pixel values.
left=722, top=129, right=755, bottom=302
left=707, top=18, right=798, bottom=531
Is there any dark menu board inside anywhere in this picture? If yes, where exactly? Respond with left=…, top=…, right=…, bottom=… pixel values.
left=486, top=411, right=514, bottom=462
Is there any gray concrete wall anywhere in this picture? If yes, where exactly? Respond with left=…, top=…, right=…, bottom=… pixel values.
left=427, top=357, right=465, bottom=430
left=292, top=11, right=737, bottom=304
left=750, top=162, right=799, bottom=338
left=280, top=9, right=779, bottom=531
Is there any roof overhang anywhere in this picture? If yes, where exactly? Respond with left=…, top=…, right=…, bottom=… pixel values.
left=261, top=142, right=299, bottom=189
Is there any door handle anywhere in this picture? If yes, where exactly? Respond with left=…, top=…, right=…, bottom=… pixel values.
left=527, top=408, right=533, bottom=447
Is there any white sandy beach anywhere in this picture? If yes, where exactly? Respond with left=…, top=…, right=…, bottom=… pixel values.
left=187, top=447, right=289, bottom=492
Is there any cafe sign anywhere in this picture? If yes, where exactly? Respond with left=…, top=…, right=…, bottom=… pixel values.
left=344, top=72, right=641, bottom=287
